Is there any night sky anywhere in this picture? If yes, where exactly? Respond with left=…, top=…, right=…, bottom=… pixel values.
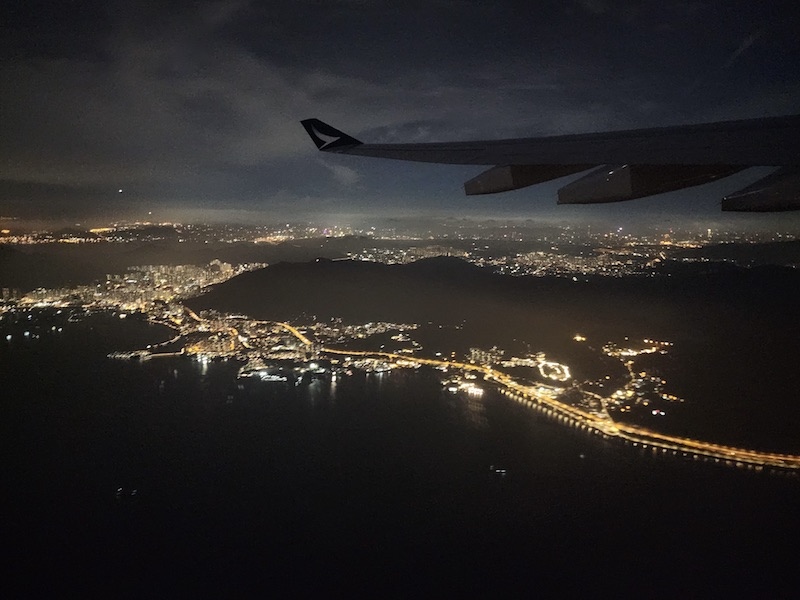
left=2, top=1, right=800, bottom=227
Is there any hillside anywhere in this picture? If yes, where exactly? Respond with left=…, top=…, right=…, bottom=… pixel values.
left=187, top=256, right=800, bottom=452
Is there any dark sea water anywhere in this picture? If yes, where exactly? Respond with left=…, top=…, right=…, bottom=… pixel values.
left=2, top=310, right=800, bottom=598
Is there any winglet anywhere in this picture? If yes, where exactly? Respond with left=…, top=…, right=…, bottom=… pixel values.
left=301, top=119, right=362, bottom=151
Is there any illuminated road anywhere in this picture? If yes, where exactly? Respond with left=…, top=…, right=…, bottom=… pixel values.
left=185, top=307, right=204, bottom=323
left=275, top=322, right=313, bottom=346
left=157, top=316, right=800, bottom=472
left=310, top=343, right=800, bottom=471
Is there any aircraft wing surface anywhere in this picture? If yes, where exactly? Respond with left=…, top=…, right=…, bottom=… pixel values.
left=301, top=115, right=800, bottom=211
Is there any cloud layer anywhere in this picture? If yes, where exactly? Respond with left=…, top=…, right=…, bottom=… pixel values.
left=2, top=0, right=799, bottom=222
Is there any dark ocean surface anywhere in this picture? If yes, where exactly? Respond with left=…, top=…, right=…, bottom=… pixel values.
left=2, top=310, right=800, bottom=598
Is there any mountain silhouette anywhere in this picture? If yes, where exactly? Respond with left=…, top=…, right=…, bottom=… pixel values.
left=186, top=255, right=800, bottom=342
left=187, top=256, right=501, bottom=324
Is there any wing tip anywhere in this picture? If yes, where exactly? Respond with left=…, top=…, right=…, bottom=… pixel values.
left=301, top=119, right=362, bottom=151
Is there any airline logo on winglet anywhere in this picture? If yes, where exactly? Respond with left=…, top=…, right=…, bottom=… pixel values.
left=301, top=119, right=362, bottom=151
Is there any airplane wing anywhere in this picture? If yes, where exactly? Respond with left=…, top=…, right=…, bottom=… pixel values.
left=301, top=116, right=800, bottom=211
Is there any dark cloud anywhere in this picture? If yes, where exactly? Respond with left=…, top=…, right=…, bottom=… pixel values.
left=1, top=0, right=799, bottom=223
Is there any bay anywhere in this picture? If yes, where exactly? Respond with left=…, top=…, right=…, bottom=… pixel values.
left=2, top=310, right=799, bottom=597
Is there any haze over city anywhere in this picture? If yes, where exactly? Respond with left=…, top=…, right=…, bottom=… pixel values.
left=3, top=1, right=800, bottom=226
